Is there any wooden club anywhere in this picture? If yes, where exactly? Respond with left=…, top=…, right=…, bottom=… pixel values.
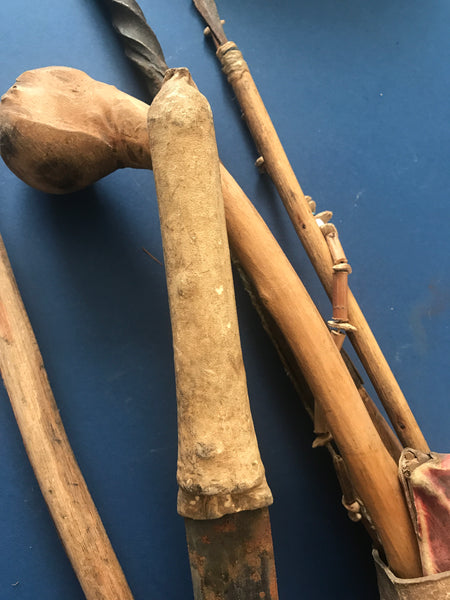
left=0, top=67, right=422, bottom=577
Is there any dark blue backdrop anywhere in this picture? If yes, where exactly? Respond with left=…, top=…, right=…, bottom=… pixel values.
left=0, top=1, right=448, bottom=598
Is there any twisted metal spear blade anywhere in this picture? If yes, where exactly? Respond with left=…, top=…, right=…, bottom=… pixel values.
left=106, top=0, right=168, bottom=100
left=192, top=0, right=227, bottom=46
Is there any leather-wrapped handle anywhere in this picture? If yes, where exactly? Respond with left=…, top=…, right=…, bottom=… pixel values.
left=147, top=68, right=272, bottom=520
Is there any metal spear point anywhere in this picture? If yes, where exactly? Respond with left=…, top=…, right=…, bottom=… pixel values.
left=192, top=0, right=226, bottom=46
left=107, top=0, right=167, bottom=100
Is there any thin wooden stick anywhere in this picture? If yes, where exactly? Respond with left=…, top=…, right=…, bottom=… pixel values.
left=214, top=41, right=429, bottom=454
left=0, top=235, right=134, bottom=600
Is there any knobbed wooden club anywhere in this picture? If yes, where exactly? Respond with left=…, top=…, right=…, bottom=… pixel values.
left=0, top=66, right=421, bottom=578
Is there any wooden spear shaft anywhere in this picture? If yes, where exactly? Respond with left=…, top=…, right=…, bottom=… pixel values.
left=0, top=235, right=134, bottom=600
left=214, top=41, right=428, bottom=454
left=219, top=165, right=423, bottom=579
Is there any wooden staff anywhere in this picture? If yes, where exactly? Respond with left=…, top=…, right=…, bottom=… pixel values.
left=0, top=235, right=134, bottom=600
left=0, top=67, right=419, bottom=576
left=192, top=1, right=428, bottom=454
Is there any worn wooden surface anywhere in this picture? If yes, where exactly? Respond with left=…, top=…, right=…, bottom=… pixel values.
left=0, top=2, right=448, bottom=598
left=0, top=236, right=134, bottom=600
left=147, top=68, right=272, bottom=520
left=0, top=67, right=151, bottom=194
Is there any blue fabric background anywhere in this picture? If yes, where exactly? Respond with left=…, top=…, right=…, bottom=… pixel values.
left=0, top=1, right=448, bottom=598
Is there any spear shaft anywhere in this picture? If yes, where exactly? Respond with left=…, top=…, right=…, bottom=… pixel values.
left=192, top=0, right=428, bottom=454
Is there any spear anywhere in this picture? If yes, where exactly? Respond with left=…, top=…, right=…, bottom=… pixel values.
left=191, top=0, right=429, bottom=454
left=95, top=5, right=279, bottom=597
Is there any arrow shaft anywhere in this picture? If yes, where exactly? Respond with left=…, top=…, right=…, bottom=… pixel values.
left=215, top=40, right=428, bottom=454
